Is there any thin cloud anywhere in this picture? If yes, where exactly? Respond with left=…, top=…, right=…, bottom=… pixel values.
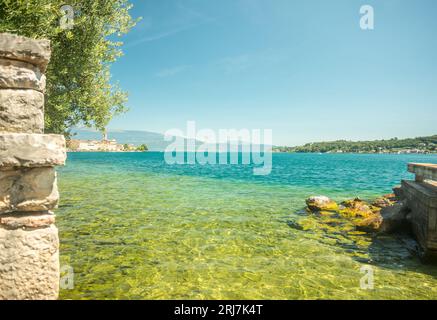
left=156, top=65, right=190, bottom=78
left=217, top=50, right=284, bottom=74
left=177, top=3, right=215, bottom=24
left=125, top=25, right=195, bottom=48
left=218, top=54, right=252, bottom=73
left=125, top=3, right=216, bottom=49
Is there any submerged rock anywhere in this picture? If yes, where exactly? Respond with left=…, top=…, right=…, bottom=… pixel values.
left=305, top=196, right=338, bottom=212
left=298, top=188, right=421, bottom=263
left=354, top=213, right=383, bottom=233
left=287, top=219, right=304, bottom=231
left=339, top=198, right=376, bottom=219
left=303, top=193, right=412, bottom=235
left=338, top=198, right=382, bottom=232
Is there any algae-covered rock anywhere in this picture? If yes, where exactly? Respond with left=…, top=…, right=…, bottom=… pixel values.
left=372, top=194, right=396, bottom=208
left=306, top=196, right=338, bottom=212
left=354, top=213, right=383, bottom=233
left=303, top=193, right=410, bottom=236
left=339, top=198, right=375, bottom=219
left=337, top=198, right=385, bottom=233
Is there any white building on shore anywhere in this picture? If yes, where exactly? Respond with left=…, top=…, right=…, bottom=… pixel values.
left=75, top=139, right=124, bottom=152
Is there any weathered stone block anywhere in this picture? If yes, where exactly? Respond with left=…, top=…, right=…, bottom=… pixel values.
left=305, top=196, right=338, bottom=212
left=402, top=179, right=437, bottom=261
left=0, top=225, right=59, bottom=300
left=0, top=133, right=66, bottom=168
left=408, top=163, right=437, bottom=182
left=393, top=185, right=404, bottom=200
left=379, top=202, right=410, bottom=234
left=0, top=212, right=55, bottom=230
left=0, top=33, right=51, bottom=72
left=0, top=167, right=59, bottom=214
left=0, top=89, right=44, bottom=133
left=0, top=59, right=46, bottom=92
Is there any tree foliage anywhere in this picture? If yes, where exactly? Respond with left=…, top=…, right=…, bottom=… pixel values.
left=136, top=144, right=148, bottom=152
left=0, top=0, right=138, bottom=134
left=274, top=135, right=437, bottom=153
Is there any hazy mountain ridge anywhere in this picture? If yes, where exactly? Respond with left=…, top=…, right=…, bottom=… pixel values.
left=71, top=128, right=172, bottom=151
left=71, top=128, right=271, bottom=152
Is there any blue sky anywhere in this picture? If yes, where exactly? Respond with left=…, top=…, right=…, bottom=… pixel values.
left=108, top=0, right=437, bottom=146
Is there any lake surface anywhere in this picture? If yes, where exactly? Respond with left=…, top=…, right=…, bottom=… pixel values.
left=57, top=152, right=437, bottom=299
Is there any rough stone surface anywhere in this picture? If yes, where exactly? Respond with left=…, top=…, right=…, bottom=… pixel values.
left=372, top=194, right=397, bottom=208
left=0, top=212, right=55, bottom=229
left=354, top=213, right=383, bottom=233
left=402, top=179, right=437, bottom=259
left=0, top=59, right=46, bottom=92
left=0, top=225, right=59, bottom=300
left=336, top=198, right=383, bottom=232
left=339, top=198, right=374, bottom=218
left=0, top=167, right=59, bottom=214
left=0, top=33, right=60, bottom=300
left=0, top=89, right=44, bottom=133
left=393, top=186, right=404, bottom=200
left=306, top=196, right=339, bottom=212
left=408, top=163, right=437, bottom=182
left=0, top=133, right=66, bottom=168
left=379, top=202, right=410, bottom=234
left=0, top=33, right=51, bottom=72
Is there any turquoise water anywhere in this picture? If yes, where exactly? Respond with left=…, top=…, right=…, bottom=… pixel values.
left=57, top=152, right=437, bottom=299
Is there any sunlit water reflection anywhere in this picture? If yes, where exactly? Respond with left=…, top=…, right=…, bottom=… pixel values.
left=58, top=152, right=437, bottom=299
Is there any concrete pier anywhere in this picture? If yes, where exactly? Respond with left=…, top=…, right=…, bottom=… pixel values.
left=402, top=163, right=437, bottom=261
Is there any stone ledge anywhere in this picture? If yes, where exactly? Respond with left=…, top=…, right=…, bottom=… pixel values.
left=408, top=163, right=437, bottom=182
left=0, top=225, right=59, bottom=300
left=0, top=58, right=46, bottom=92
left=402, top=180, right=437, bottom=208
left=0, top=133, right=66, bottom=168
left=0, top=167, right=59, bottom=214
left=0, top=212, right=55, bottom=230
left=0, top=89, right=44, bottom=133
left=0, top=33, right=51, bottom=72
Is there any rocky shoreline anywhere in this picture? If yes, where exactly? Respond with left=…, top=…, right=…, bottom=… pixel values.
left=305, top=189, right=410, bottom=234
left=302, top=187, right=424, bottom=259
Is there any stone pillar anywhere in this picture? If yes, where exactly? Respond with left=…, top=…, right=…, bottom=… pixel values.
left=0, top=33, right=66, bottom=299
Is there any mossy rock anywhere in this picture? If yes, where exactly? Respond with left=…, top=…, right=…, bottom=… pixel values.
left=353, top=213, right=383, bottom=233
left=302, top=195, right=397, bottom=236
left=372, top=195, right=395, bottom=208
left=318, top=210, right=338, bottom=217
left=305, top=196, right=339, bottom=212
left=337, top=198, right=384, bottom=233
left=339, top=198, right=375, bottom=219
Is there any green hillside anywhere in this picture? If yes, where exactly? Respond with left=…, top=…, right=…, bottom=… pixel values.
left=274, top=135, right=437, bottom=154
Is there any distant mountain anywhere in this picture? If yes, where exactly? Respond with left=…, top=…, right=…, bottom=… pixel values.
left=70, top=128, right=171, bottom=151
left=71, top=128, right=272, bottom=152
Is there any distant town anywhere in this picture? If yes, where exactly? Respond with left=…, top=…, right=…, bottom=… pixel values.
left=273, top=135, right=437, bottom=154
left=67, top=131, right=437, bottom=154
left=67, top=131, right=148, bottom=152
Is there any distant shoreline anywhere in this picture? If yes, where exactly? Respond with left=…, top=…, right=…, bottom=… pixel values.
left=65, top=150, right=437, bottom=155
left=273, top=151, right=437, bottom=155
left=67, top=150, right=147, bottom=153
left=273, top=134, right=437, bottom=154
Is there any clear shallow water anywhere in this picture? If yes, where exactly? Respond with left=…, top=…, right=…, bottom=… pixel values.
left=57, top=152, right=437, bottom=299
